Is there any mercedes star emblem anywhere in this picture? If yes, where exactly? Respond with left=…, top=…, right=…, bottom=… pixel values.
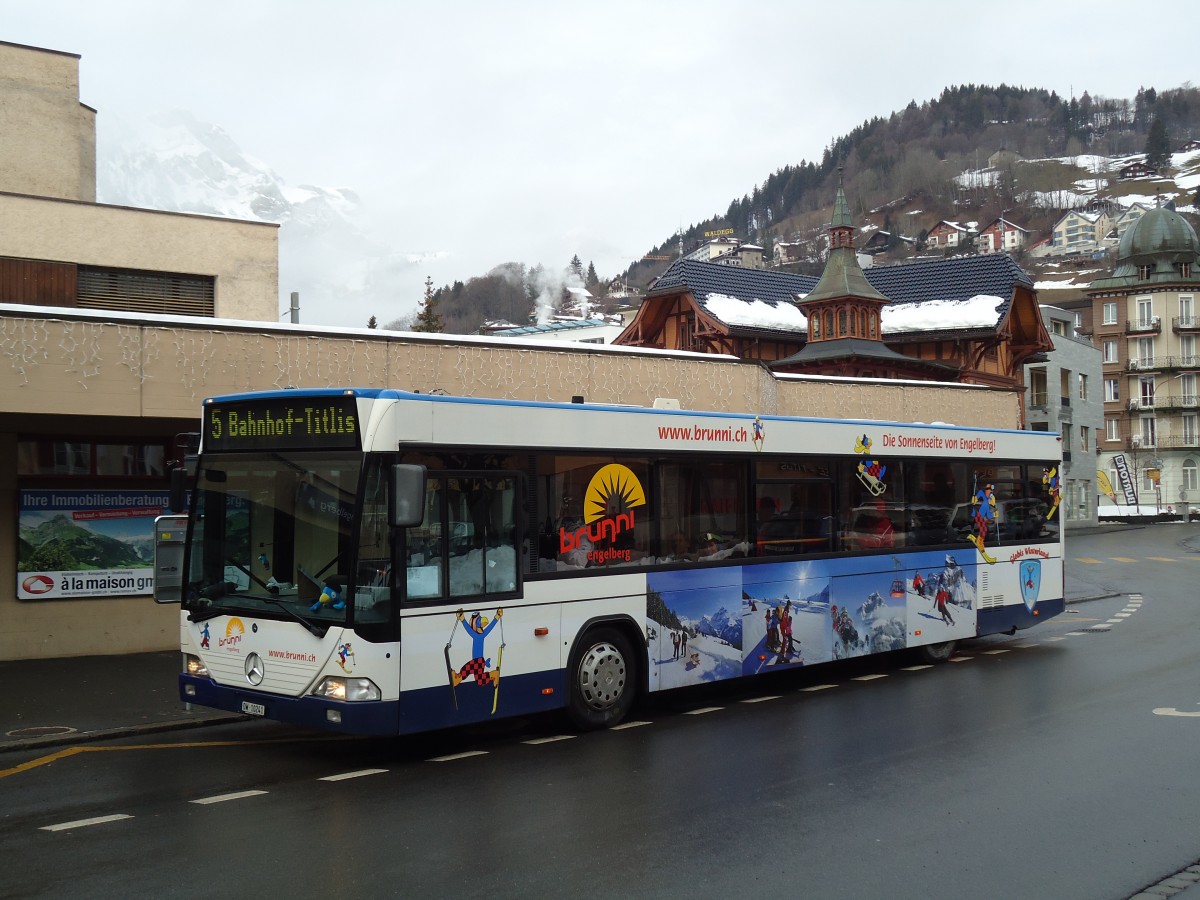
left=245, top=652, right=264, bottom=686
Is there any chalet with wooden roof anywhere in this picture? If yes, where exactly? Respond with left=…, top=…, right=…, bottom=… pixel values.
left=1118, top=161, right=1158, bottom=180
left=764, top=178, right=952, bottom=380
left=614, top=188, right=1052, bottom=391
left=978, top=217, right=1030, bottom=255
left=926, top=220, right=973, bottom=249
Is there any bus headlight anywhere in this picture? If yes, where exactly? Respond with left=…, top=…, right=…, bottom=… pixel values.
left=184, top=654, right=209, bottom=677
left=312, top=676, right=381, bottom=702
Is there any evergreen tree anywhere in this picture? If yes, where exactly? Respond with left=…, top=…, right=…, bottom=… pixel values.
left=413, top=276, right=443, bottom=333
left=569, top=254, right=584, bottom=280
left=1144, top=117, right=1171, bottom=170
left=585, top=261, right=599, bottom=289
left=367, top=315, right=377, bottom=329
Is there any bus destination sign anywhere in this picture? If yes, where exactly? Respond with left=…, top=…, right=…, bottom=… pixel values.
left=205, top=396, right=360, bottom=452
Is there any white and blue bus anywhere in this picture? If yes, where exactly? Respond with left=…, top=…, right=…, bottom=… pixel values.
left=157, top=388, right=1064, bottom=735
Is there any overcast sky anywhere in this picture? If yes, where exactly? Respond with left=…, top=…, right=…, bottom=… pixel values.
left=5, top=1, right=1199, bottom=326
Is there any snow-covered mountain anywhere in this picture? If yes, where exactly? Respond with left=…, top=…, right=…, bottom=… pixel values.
left=696, top=605, right=741, bottom=650
left=96, top=110, right=427, bottom=328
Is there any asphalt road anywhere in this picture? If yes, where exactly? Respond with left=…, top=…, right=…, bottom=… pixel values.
left=2, top=526, right=1198, bottom=900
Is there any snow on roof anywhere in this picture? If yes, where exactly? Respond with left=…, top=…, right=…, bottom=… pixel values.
left=881, top=294, right=1004, bottom=333
left=702, top=292, right=807, bottom=329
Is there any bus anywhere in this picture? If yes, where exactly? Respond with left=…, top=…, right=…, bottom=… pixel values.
left=156, top=387, right=1064, bottom=735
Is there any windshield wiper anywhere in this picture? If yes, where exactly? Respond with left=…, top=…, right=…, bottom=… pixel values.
left=261, top=596, right=329, bottom=638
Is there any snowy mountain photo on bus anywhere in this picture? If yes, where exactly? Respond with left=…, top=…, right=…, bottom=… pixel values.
left=648, top=567, right=742, bottom=690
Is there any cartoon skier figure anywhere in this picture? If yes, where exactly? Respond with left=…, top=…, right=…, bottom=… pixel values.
left=1043, top=466, right=1062, bottom=520
left=451, top=609, right=503, bottom=688
left=970, top=482, right=997, bottom=563
left=199, top=622, right=210, bottom=649
left=337, top=641, right=355, bottom=673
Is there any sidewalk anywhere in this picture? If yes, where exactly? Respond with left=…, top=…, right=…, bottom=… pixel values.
left=1, top=578, right=1120, bottom=754
left=0, top=650, right=241, bottom=753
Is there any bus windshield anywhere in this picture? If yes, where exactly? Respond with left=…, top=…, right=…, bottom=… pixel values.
left=182, top=451, right=363, bottom=631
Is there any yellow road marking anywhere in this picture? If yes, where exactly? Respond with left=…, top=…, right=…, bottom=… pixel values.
left=0, top=734, right=347, bottom=780
left=1147, top=557, right=1176, bottom=562
left=1074, top=557, right=1103, bottom=564
left=1110, top=557, right=1138, bottom=563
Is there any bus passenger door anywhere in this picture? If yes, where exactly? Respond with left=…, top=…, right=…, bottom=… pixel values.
left=399, top=472, right=551, bottom=731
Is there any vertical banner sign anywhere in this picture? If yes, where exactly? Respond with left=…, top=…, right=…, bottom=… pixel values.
left=1095, top=470, right=1117, bottom=504
left=1112, top=455, right=1139, bottom=506
left=17, top=489, right=170, bottom=599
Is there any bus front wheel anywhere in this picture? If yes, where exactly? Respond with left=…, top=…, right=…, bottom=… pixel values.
left=918, top=640, right=957, bottom=663
left=567, top=628, right=636, bottom=730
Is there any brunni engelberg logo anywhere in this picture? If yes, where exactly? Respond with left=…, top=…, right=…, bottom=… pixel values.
left=559, top=464, right=647, bottom=566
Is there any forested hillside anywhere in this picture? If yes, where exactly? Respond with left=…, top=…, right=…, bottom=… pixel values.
left=398, top=83, right=1200, bottom=334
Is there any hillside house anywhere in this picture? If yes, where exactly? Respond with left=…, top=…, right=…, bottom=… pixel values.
left=978, top=217, right=1030, bottom=254
left=1052, top=209, right=1112, bottom=252
left=773, top=241, right=805, bottom=265
left=1119, top=161, right=1159, bottom=180
left=1109, top=203, right=1152, bottom=243
left=926, top=220, right=973, bottom=250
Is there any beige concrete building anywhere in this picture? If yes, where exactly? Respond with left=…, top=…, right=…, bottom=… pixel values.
left=0, top=39, right=1024, bottom=661
left=0, top=41, right=96, bottom=202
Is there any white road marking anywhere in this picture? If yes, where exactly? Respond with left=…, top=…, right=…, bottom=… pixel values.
left=741, top=695, right=780, bottom=703
left=612, top=720, right=651, bottom=730
left=1043, top=636, right=1066, bottom=641
left=949, top=656, right=972, bottom=662
left=684, top=706, right=723, bottom=715
left=1153, top=707, right=1200, bottom=718
left=190, top=790, right=267, bottom=805
left=523, top=735, right=576, bottom=745
left=40, top=814, right=132, bottom=832
left=318, top=769, right=387, bottom=782
left=852, top=674, right=888, bottom=681
left=982, top=649, right=1010, bottom=655
left=901, top=665, right=933, bottom=671
left=801, top=684, right=837, bottom=692
left=428, top=750, right=489, bottom=762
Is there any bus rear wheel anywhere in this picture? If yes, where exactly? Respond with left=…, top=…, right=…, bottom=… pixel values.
left=567, top=628, right=636, bottom=730
left=918, top=640, right=957, bottom=663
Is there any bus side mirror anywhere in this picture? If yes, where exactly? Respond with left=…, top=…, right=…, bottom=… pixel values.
left=167, top=452, right=197, bottom=513
left=168, top=467, right=188, bottom=513
left=390, top=464, right=427, bottom=528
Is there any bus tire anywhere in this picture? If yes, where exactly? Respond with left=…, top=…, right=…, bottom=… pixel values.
left=567, top=628, right=636, bottom=730
left=918, top=640, right=957, bottom=663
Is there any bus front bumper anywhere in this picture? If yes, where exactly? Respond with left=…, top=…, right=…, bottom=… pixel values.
left=180, top=674, right=400, bottom=735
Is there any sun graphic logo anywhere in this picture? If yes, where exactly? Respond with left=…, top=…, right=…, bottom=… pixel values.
left=583, top=463, right=646, bottom=523
left=220, top=617, right=245, bottom=651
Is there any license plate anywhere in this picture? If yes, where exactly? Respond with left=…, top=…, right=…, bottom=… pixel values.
left=240, top=701, right=266, bottom=717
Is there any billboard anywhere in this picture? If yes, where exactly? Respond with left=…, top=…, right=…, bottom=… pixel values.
left=17, top=489, right=170, bottom=600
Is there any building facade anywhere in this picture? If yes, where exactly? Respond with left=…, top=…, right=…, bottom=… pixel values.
left=1089, top=205, right=1200, bottom=516
left=1024, top=305, right=1102, bottom=527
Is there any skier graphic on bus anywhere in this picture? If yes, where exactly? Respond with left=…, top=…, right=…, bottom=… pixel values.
left=445, top=608, right=506, bottom=713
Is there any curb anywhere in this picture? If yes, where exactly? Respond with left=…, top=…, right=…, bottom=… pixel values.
left=0, top=712, right=245, bottom=755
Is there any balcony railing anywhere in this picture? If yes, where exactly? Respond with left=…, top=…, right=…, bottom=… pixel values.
left=1128, top=399, right=1156, bottom=411
left=1154, top=394, right=1200, bottom=411
left=1126, top=317, right=1162, bottom=334
left=1156, top=434, right=1200, bottom=449
left=1173, top=315, right=1200, bottom=333
left=1126, top=355, right=1200, bottom=372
